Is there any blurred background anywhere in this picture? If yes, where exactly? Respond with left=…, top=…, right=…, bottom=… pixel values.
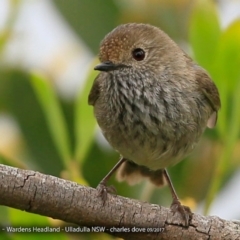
left=0, top=0, right=240, bottom=239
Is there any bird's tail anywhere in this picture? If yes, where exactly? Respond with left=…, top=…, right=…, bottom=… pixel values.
left=116, top=160, right=165, bottom=187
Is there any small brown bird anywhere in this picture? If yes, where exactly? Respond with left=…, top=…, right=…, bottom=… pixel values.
left=88, top=23, right=220, bottom=226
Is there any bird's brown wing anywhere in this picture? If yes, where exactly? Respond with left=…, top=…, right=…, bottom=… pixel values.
left=195, top=66, right=221, bottom=128
left=88, top=74, right=101, bottom=106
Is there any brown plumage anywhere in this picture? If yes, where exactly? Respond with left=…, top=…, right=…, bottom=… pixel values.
left=89, top=23, right=221, bottom=226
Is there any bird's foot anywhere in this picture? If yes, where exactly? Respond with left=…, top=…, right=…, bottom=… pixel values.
left=96, top=181, right=117, bottom=204
left=170, top=198, right=192, bottom=226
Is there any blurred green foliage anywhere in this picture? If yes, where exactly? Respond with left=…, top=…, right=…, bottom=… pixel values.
left=0, top=0, right=240, bottom=240
left=53, top=0, right=120, bottom=53
left=190, top=0, right=240, bottom=213
left=31, top=72, right=72, bottom=167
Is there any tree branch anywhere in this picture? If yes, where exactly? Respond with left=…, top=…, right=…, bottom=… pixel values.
left=0, top=164, right=239, bottom=239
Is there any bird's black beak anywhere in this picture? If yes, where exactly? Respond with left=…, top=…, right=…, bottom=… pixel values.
left=94, top=61, right=125, bottom=72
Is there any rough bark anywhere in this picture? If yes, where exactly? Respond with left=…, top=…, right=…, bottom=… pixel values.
left=0, top=164, right=239, bottom=239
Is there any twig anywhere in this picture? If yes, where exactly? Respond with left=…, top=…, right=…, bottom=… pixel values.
left=0, top=164, right=239, bottom=239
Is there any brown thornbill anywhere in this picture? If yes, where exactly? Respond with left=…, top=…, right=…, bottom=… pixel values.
left=88, top=23, right=221, bottom=226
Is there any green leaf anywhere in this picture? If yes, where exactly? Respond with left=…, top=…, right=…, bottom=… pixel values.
left=30, top=71, right=71, bottom=167
left=74, top=60, right=98, bottom=163
left=213, top=20, right=240, bottom=138
left=214, top=20, right=240, bottom=93
left=204, top=20, right=240, bottom=213
left=189, top=0, right=221, bottom=73
left=204, top=79, right=240, bottom=214
left=189, top=0, right=225, bottom=138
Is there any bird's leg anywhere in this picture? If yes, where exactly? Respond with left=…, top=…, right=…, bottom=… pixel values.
left=163, top=169, right=192, bottom=226
left=97, top=157, right=126, bottom=204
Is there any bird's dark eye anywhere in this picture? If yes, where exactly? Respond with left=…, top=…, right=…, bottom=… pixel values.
left=132, top=48, right=145, bottom=61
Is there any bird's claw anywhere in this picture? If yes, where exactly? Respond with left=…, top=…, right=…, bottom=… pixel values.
left=170, top=199, right=192, bottom=226
left=96, top=182, right=117, bottom=204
